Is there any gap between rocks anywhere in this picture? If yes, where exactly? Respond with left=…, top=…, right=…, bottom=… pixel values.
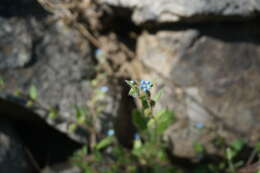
left=0, top=98, right=83, bottom=170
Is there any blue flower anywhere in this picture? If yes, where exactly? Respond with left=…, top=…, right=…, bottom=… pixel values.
left=99, top=86, right=109, bottom=93
left=95, top=49, right=102, bottom=56
left=107, top=129, right=115, bottom=136
left=195, top=122, right=204, bottom=129
left=134, top=134, right=141, bottom=140
left=139, top=80, right=153, bottom=92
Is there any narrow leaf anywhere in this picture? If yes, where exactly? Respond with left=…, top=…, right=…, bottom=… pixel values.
left=154, top=109, right=175, bottom=134
left=132, top=109, right=148, bottom=131
left=68, top=124, right=77, bottom=133
left=0, top=77, right=4, bottom=87
left=48, top=109, right=57, bottom=119
left=152, top=88, right=164, bottom=102
left=231, top=139, right=246, bottom=152
left=29, top=85, right=38, bottom=100
left=95, top=136, right=114, bottom=150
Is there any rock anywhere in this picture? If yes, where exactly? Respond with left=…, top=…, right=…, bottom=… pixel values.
left=0, top=17, right=32, bottom=69
left=0, top=121, right=33, bottom=173
left=101, top=0, right=260, bottom=24
left=0, top=0, right=95, bottom=143
left=137, top=23, right=260, bottom=158
left=41, top=163, right=81, bottom=173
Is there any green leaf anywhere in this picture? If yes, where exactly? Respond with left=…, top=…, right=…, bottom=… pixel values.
left=125, top=80, right=135, bottom=87
left=254, top=141, right=260, bottom=152
left=129, top=88, right=138, bottom=97
left=93, top=150, right=103, bottom=161
left=14, top=89, right=22, bottom=96
left=75, top=106, right=87, bottom=124
left=140, top=95, right=149, bottom=109
left=91, top=79, right=98, bottom=87
left=81, top=146, right=88, bottom=155
left=0, top=77, right=4, bottom=87
left=48, top=109, right=57, bottom=119
left=95, top=136, right=114, bottom=150
left=154, top=109, right=175, bottom=134
left=226, top=147, right=235, bottom=160
left=133, top=138, right=142, bottom=149
left=152, top=88, right=164, bottom=103
left=231, top=139, right=246, bottom=152
left=68, top=124, right=77, bottom=133
left=29, top=85, right=38, bottom=100
left=26, top=100, right=33, bottom=107
left=194, top=143, right=204, bottom=153
left=125, top=80, right=132, bottom=86
left=132, top=144, right=145, bottom=157
left=132, top=109, right=148, bottom=131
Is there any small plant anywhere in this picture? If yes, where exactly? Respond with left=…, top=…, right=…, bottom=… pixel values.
left=126, top=80, right=176, bottom=169
left=71, top=80, right=179, bottom=173
left=225, top=139, right=246, bottom=173
left=71, top=79, right=260, bottom=173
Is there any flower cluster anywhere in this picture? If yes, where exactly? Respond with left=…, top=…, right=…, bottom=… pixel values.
left=139, top=80, right=153, bottom=92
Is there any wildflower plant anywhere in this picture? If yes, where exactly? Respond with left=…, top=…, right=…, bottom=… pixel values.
left=125, top=80, right=176, bottom=168
left=71, top=80, right=178, bottom=173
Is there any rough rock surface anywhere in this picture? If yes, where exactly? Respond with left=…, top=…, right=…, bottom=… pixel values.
left=137, top=23, right=260, bottom=158
left=0, top=1, right=95, bottom=143
left=101, top=0, right=260, bottom=24
left=0, top=121, right=32, bottom=173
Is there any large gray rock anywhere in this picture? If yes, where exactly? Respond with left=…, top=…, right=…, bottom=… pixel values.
left=0, top=14, right=95, bottom=143
left=101, top=0, right=260, bottom=24
left=0, top=121, right=32, bottom=173
left=137, top=23, right=260, bottom=158
left=0, top=18, right=32, bottom=69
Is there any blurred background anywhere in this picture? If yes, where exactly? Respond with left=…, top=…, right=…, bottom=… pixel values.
left=0, top=0, right=259, bottom=173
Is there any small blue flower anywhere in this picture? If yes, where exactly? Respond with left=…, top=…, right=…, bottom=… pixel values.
left=141, top=80, right=145, bottom=85
left=107, top=129, right=115, bottom=136
left=99, top=86, right=109, bottom=93
left=95, top=49, right=104, bottom=58
left=134, top=134, right=141, bottom=140
left=141, top=80, right=150, bottom=85
left=139, top=80, right=153, bottom=92
left=195, top=122, right=204, bottom=129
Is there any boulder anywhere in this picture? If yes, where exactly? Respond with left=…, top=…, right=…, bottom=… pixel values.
left=0, top=1, right=95, bottom=143
left=137, top=23, right=260, bottom=158
left=101, top=0, right=260, bottom=24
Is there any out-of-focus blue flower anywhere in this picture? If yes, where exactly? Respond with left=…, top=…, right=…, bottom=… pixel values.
left=95, top=49, right=106, bottom=63
left=142, top=80, right=151, bottom=85
left=139, top=80, right=153, bottom=92
left=134, top=134, right=141, bottom=140
left=95, top=49, right=102, bottom=56
left=133, top=133, right=142, bottom=149
left=195, top=122, right=204, bottom=129
left=107, top=129, right=115, bottom=136
left=99, top=86, right=109, bottom=93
